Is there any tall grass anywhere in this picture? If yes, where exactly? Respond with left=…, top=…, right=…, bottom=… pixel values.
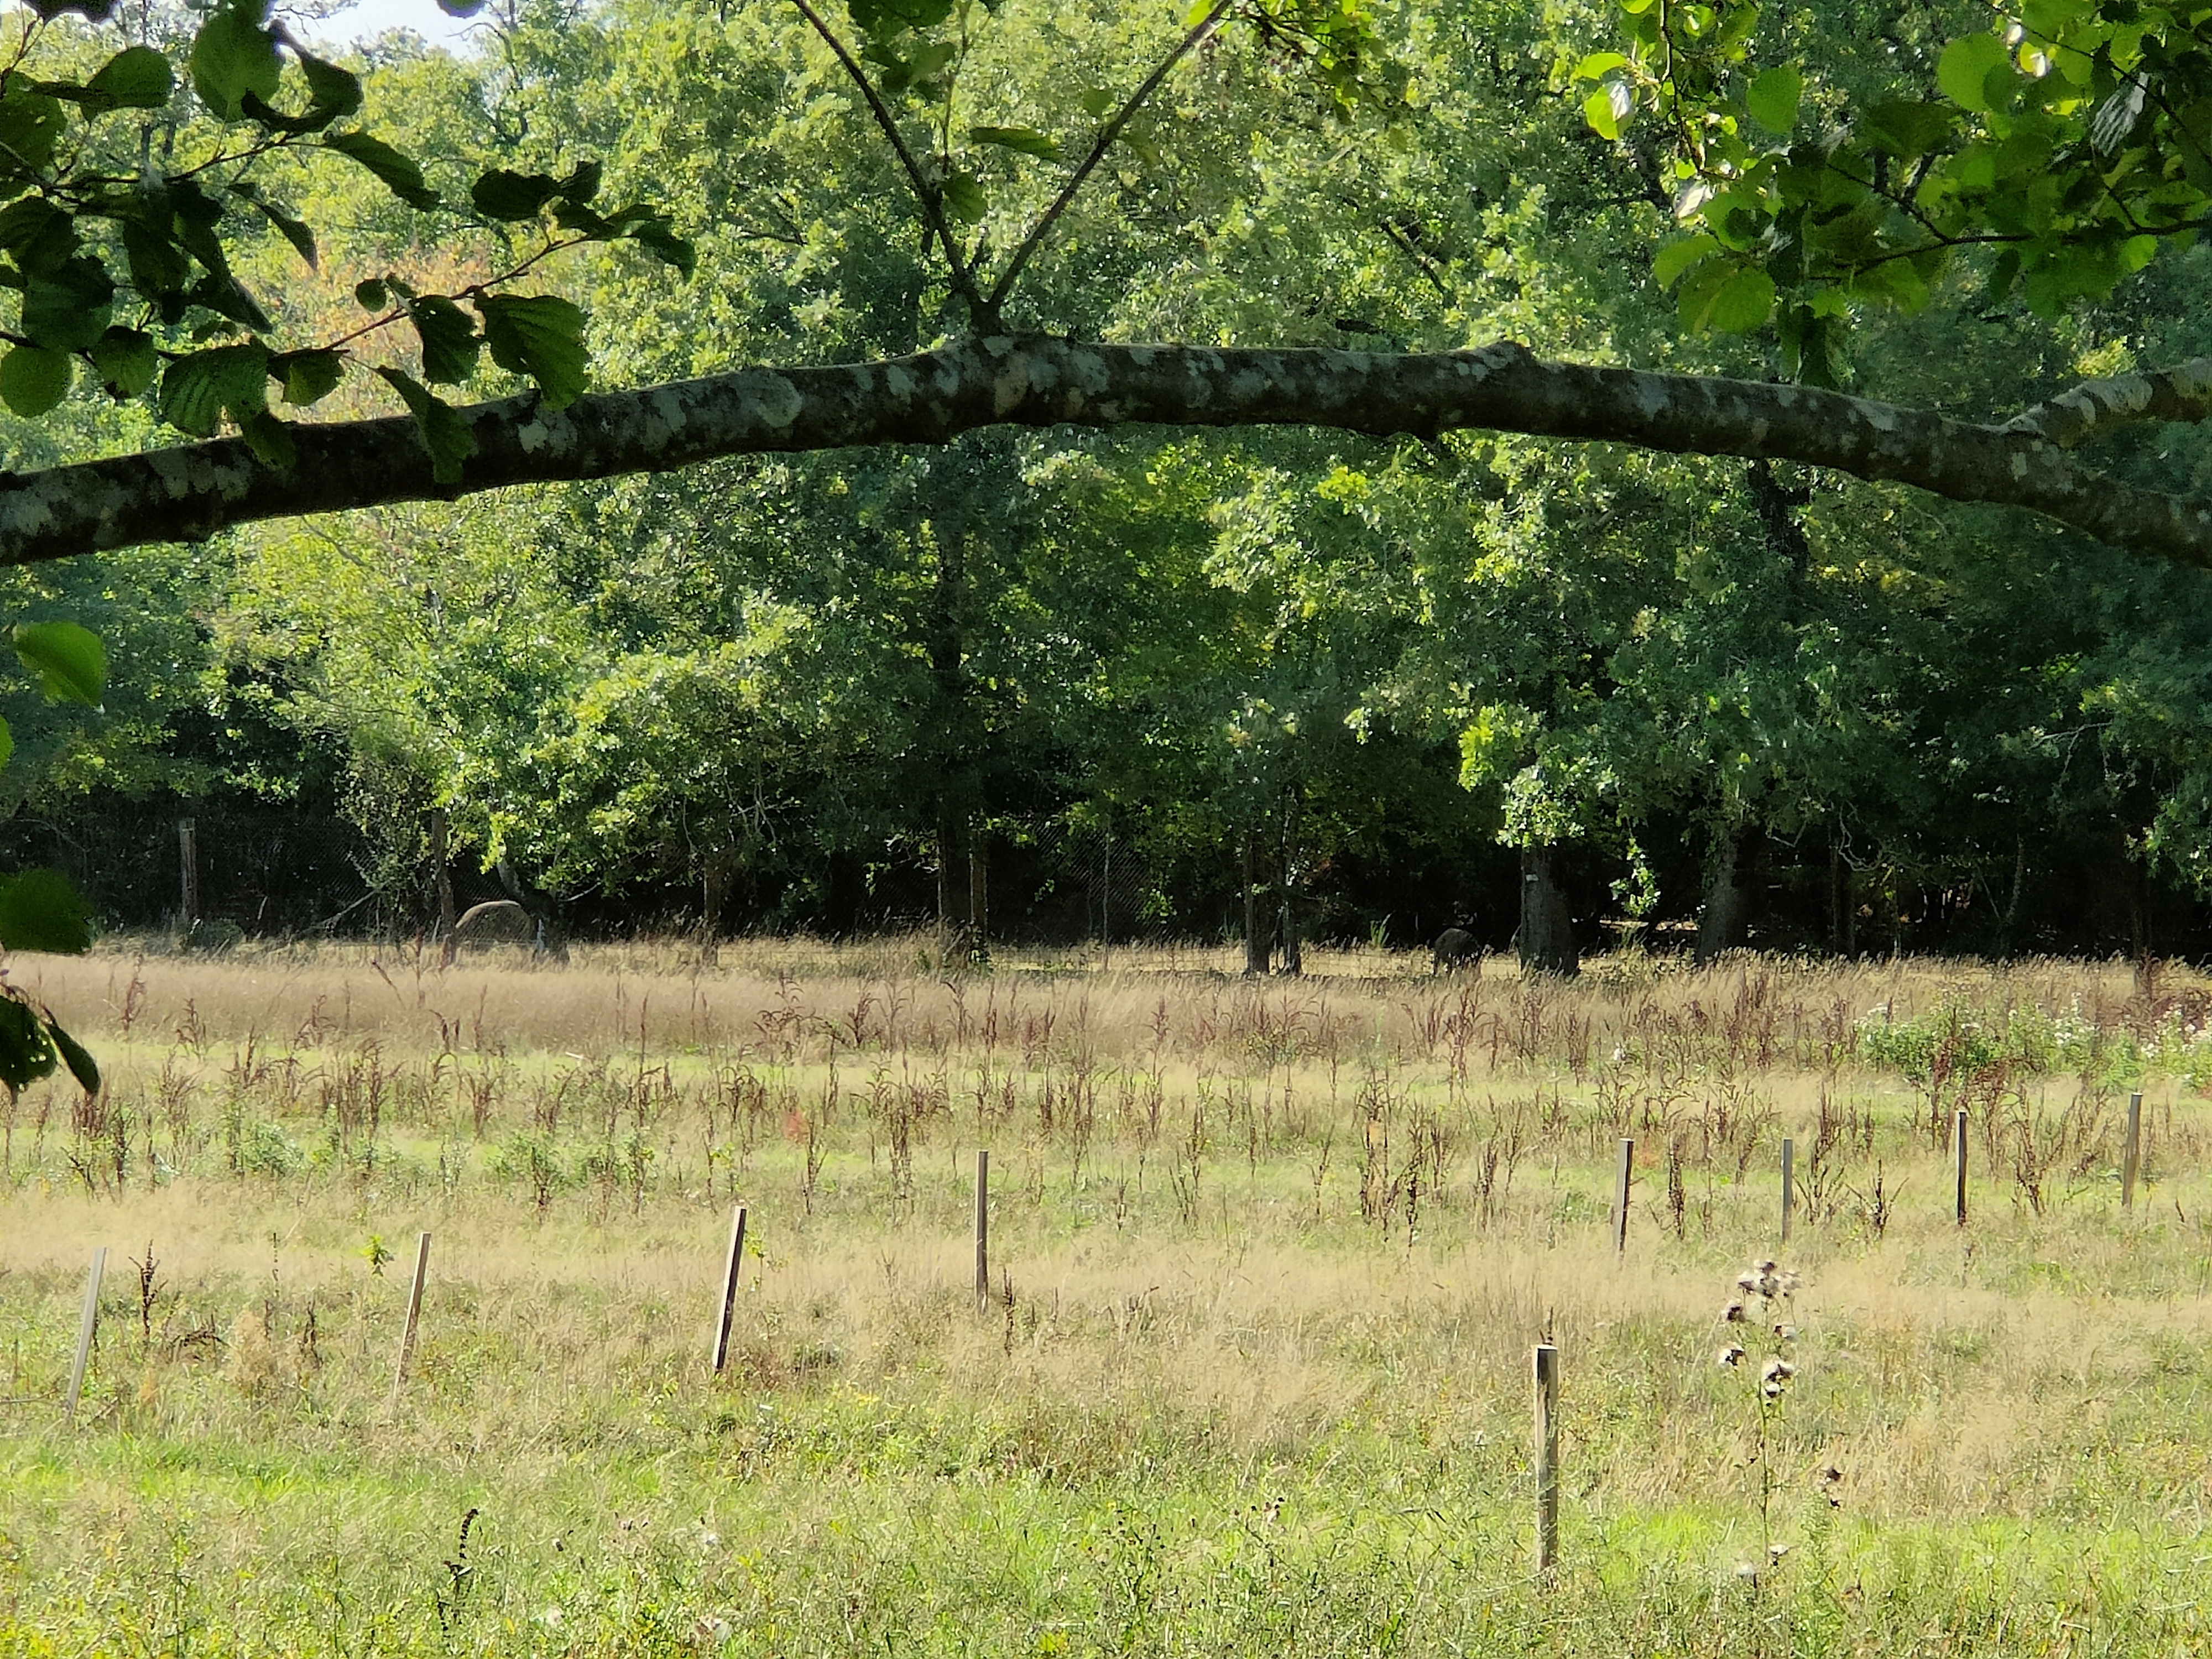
left=4, top=940, right=2212, bottom=1654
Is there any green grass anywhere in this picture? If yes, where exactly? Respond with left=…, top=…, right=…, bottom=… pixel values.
left=6, top=943, right=2212, bottom=1654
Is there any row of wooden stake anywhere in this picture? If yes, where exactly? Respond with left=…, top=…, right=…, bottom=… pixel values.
left=1604, top=1091, right=2150, bottom=1250
left=51, top=1094, right=2154, bottom=1423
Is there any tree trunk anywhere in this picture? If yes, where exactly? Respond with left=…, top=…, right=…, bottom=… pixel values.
left=177, top=817, right=199, bottom=930
left=1827, top=832, right=1844, bottom=954
left=1695, top=826, right=1750, bottom=966
left=701, top=852, right=729, bottom=966
left=1278, top=789, right=1303, bottom=977
left=936, top=808, right=970, bottom=961
left=969, top=828, right=990, bottom=966
left=1241, top=825, right=1268, bottom=975
left=430, top=806, right=457, bottom=936
left=1517, top=844, right=1578, bottom=978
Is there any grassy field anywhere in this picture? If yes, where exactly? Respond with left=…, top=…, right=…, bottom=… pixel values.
left=5, top=937, right=2212, bottom=1656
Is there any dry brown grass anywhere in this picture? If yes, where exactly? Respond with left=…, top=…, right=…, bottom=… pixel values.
left=5, top=941, right=2212, bottom=1653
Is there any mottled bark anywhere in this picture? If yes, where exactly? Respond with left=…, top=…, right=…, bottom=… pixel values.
left=9, top=336, right=2212, bottom=566
left=1517, top=844, right=1578, bottom=978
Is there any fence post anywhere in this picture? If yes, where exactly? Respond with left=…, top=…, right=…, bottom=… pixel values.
left=710, top=1204, right=748, bottom=1374
left=393, top=1231, right=430, bottom=1389
left=1780, top=1136, right=1794, bottom=1244
left=176, top=818, right=199, bottom=927
left=1953, top=1110, right=1969, bottom=1227
left=1532, top=1342, right=1559, bottom=1572
left=1612, top=1138, right=1634, bottom=1254
left=2123, top=1091, right=2143, bottom=1209
left=974, top=1150, right=990, bottom=1313
left=64, top=1246, right=106, bottom=1425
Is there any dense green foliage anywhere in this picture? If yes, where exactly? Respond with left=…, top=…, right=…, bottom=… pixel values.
left=0, top=0, right=2209, bottom=962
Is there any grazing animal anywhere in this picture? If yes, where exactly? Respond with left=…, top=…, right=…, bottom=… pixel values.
left=1431, top=926, right=1480, bottom=973
left=450, top=899, right=537, bottom=951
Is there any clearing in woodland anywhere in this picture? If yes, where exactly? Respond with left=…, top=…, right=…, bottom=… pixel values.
left=3, top=939, right=2211, bottom=1656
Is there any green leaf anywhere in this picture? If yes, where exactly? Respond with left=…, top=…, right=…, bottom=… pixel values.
left=12, top=621, right=102, bottom=706
left=969, top=124, right=1060, bottom=160
left=323, top=131, right=439, bottom=210
left=0, top=868, right=90, bottom=954
left=1862, top=100, right=1955, bottom=160
left=0, top=88, right=66, bottom=171
left=559, top=159, right=602, bottom=204
left=159, top=341, right=269, bottom=435
left=409, top=295, right=479, bottom=384
left=1583, top=81, right=1631, bottom=142
left=377, top=366, right=477, bottom=485
left=846, top=0, right=954, bottom=39
left=1653, top=234, right=1718, bottom=290
left=0, top=996, right=57, bottom=1089
left=436, top=0, right=487, bottom=12
left=89, top=327, right=155, bottom=398
left=190, top=3, right=280, bottom=121
left=0, top=713, right=14, bottom=771
left=1937, top=34, right=2010, bottom=113
left=298, top=51, right=363, bottom=121
left=354, top=276, right=389, bottom=310
left=940, top=172, right=987, bottom=223
left=471, top=168, right=565, bottom=221
left=48, top=1017, right=98, bottom=1094
left=273, top=347, right=343, bottom=405
left=238, top=408, right=296, bottom=466
left=477, top=292, right=588, bottom=408
left=0, top=198, right=78, bottom=277
left=1700, top=264, right=1777, bottom=332
left=86, top=45, right=173, bottom=109
left=1573, top=51, right=1629, bottom=81
left=0, top=345, right=69, bottom=416
left=1078, top=87, right=1115, bottom=119
left=232, top=186, right=316, bottom=268
left=20, top=255, right=114, bottom=352
left=121, top=217, right=191, bottom=298
left=1746, top=65, right=1799, bottom=133
left=624, top=215, right=696, bottom=277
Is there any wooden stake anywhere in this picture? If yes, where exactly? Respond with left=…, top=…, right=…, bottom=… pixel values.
left=1612, top=1138, right=1634, bottom=1253
left=710, top=1204, right=748, bottom=1373
left=393, top=1230, right=430, bottom=1389
left=2124, top=1091, right=2143, bottom=1209
left=974, top=1150, right=990, bottom=1313
left=63, top=1246, right=106, bottom=1425
left=1532, top=1343, right=1559, bottom=1572
left=1780, top=1136, right=1794, bottom=1244
left=1953, top=1110, right=1969, bottom=1227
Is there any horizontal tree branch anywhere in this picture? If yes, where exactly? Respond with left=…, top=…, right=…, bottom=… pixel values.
left=4, top=335, right=2211, bottom=567
left=2002, top=354, right=2212, bottom=448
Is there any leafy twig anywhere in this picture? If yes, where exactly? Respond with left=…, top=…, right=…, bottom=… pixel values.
left=788, top=0, right=994, bottom=326
left=985, top=0, right=1238, bottom=313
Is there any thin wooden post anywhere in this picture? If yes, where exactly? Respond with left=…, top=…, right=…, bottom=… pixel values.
left=393, top=1231, right=430, bottom=1388
left=1953, top=1110, right=1969, bottom=1227
left=1611, top=1138, right=1634, bottom=1253
left=974, top=1150, right=990, bottom=1313
left=1780, top=1137, right=1795, bottom=1244
left=1532, top=1343, right=1559, bottom=1572
left=63, top=1247, right=106, bottom=1425
left=710, top=1204, right=748, bottom=1373
left=2123, top=1091, right=2143, bottom=1209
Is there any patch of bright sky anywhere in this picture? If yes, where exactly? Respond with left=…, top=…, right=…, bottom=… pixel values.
left=300, top=0, right=485, bottom=52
